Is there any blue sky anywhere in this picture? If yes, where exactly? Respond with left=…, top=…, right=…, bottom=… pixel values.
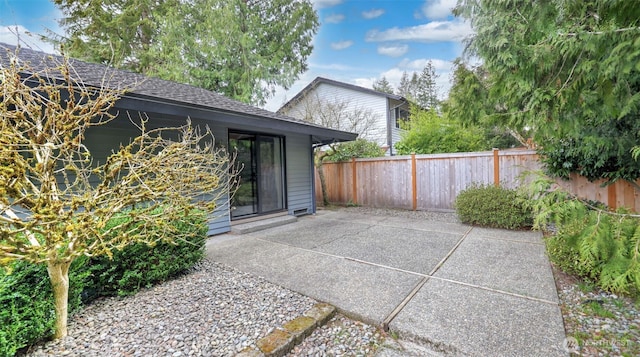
left=0, top=0, right=471, bottom=111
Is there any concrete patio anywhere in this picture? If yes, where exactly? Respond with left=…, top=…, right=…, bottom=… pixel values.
left=206, top=208, right=567, bottom=356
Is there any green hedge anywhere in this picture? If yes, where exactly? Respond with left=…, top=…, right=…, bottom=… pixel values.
left=0, top=258, right=87, bottom=357
left=455, top=184, right=532, bottom=229
left=84, top=211, right=208, bottom=297
left=0, top=209, right=207, bottom=356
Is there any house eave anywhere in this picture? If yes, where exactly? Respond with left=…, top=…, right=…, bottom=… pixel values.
left=119, top=93, right=358, bottom=145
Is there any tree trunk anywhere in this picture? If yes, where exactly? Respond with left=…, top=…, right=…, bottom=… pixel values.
left=47, top=261, right=71, bottom=339
left=316, top=162, right=330, bottom=206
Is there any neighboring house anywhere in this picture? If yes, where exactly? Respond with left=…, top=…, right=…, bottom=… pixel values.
left=278, top=77, right=410, bottom=155
left=1, top=44, right=356, bottom=235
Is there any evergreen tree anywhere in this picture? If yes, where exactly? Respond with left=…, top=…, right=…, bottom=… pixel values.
left=416, top=61, right=439, bottom=109
left=409, top=72, right=420, bottom=100
left=372, top=76, right=394, bottom=94
left=445, top=59, right=524, bottom=148
left=52, top=0, right=318, bottom=106
left=396, top=71, right=411, bottom=98
left=445, top=59, right=489, bottom=127
left=454, top=0, right=640, bottom=183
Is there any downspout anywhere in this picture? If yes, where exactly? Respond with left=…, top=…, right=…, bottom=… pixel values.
left=388, top=102, right=405, bottom=157
left=311, top=140, right=333, bottom=213
left=310, top=137, right=317, bottom=214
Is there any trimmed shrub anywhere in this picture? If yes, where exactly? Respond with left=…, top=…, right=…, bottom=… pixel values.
left=84, top=209, right=208, bottom=297
left=0, top=208, right=207, bottom=355
left=455, top=184, right=532, bottom=229
left=0, top=258, right=88, bottom=357
left=325, top=139, right=384, bottom=162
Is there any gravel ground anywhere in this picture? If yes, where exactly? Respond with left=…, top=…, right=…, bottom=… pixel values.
left=286, top=315, right=383, bottom=357
left=553, top=266, right=640, bottom=356
left=326, top=206, right=460, bottom=224
left=23, top=259, right=384, bottom=357
left=26, top=207, right=640, bottom=357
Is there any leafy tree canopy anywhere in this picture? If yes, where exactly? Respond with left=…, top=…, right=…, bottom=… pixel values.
left=52, top=0, right=318, bottom=106
left=454, top=0, right=640, bottom=184
left=395, top=106, right=487, bottom=155
left=324, top=139, right=385, bottom=162
left=443, top=59, right=525, bottom=149
left=444, top=59, right=491, bottom=127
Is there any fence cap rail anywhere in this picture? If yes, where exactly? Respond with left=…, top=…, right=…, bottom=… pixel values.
left=324, top=149, right=538, bottom=163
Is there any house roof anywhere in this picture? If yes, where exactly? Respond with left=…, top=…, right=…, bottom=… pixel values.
left=0, top=43, right=357, bottom=145
left=278, top=76, right=407, bottom=113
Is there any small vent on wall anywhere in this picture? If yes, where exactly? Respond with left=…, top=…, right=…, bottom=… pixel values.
left=293, top=208, right=308, bottom=216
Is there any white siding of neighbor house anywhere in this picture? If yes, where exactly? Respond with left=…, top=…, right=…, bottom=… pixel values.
left=283, top=83, right=389, bottom=148
left=388, top=98, right=409, bottom=156
left=286, top=134, right=314, bottom=215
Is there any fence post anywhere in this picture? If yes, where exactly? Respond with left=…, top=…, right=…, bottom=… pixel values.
left=411, top=153, right=417, bottom=211
left=607, top=183, right=617, bottom=210
left=352, top=157, right=357, bottom=204
left=493, top=148, right=500, bottom=186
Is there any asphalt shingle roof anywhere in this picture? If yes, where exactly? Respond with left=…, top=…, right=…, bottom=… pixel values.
left=278, top=76, right=407, bottom=113
left=0, top=43, right=355, bottom=140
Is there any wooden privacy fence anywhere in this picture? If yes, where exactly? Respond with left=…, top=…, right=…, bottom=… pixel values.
left=315, top=149, right=640, bottom=212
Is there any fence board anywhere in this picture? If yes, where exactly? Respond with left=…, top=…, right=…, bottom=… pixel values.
left=315, top=149, right=640, bottom=212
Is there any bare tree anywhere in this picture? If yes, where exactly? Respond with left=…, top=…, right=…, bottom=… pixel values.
left=0, top=48, right=234, bottom=338
left=286, top=91, right=383, bottom=142
left=283, top=92, right=383, bottom=205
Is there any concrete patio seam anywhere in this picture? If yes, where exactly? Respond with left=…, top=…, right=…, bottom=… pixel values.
left=255, top=237, right=354, bottom=261
left=381, top=226, right=474, bottom=330
left=257, top=231, right=556, bottom=306
left=343, top=257, right=428, bottom=277
left=316, top=216, right=465, bottom=236
left=426, top=227, right=473, bottom=276
left=428, top=275, right=559, bottom=305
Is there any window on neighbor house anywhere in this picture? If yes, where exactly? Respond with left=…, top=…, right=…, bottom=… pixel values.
left=395, top=107, right=410, bottom=129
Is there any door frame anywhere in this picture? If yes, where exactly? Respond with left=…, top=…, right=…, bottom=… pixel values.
left=229, top=130, right=287, bottom=220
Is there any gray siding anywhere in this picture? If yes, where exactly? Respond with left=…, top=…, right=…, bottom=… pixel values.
left=57, top=109, right=315, bottom=235
left=286, top=134, right=314, bottom=215
left=83, top=114, right=231, bottom=236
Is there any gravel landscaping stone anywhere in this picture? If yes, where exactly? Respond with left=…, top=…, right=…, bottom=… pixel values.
left=23, top=260, right=382, bottom=357
left=24, top=206, right=640, bottom=357
left=552, top=266, right=640, bottom=356
left=286, top=314, right=383, bottom=357
left=329, top=206, right=460, bottom=223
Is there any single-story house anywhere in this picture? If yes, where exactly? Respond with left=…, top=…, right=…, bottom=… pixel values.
left=278, top=77, right=410, bottom=155
left=1, top=44, right=357, bottom=235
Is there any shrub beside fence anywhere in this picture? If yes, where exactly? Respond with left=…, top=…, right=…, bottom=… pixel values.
left=316, top=149, right=640, bottom=211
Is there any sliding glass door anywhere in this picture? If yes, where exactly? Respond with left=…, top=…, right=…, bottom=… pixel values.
left=229, top=132, right=285, bottom=219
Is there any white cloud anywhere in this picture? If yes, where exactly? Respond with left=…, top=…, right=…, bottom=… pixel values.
left=325, top=13, right=345, bottom=24
left=311, top=0, right=343, bottom=9
left=377, top=44, right=409, bottom=58
left=362, top=9, right=385, bottom=19
left=0, top=25, right=56, bottom=54
left=398, top=58, right=451, bottom=71
left=311, top=62, right=357, bottom=71
left=330, top=40, right=353, bottom=50
left=422, top=0, right=457, bottom=20
left=365, top=20, right=473, bottom=43
left=354, top=78, right=374, bottom=89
